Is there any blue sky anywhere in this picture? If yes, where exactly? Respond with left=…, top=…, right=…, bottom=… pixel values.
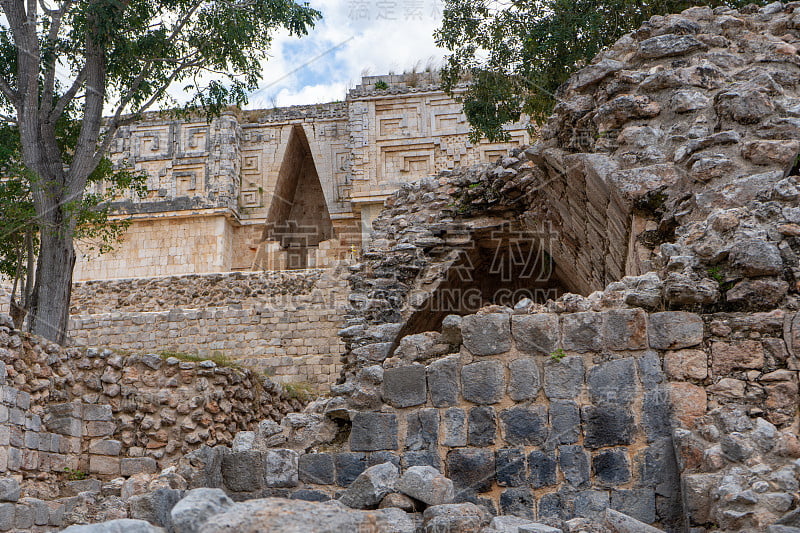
left=246, top=0, right=447, bottom=108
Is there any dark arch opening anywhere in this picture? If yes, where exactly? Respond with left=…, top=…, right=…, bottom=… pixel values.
left=263, top=125, right=334, bottom=269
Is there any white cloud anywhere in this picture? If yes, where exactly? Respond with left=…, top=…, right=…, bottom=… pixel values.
left=245, top=0, right=447, bottom=109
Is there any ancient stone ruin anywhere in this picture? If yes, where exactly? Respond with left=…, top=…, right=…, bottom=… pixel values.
left=1, top=2, right=800, bottom=532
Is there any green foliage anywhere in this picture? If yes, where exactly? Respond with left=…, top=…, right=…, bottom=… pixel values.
left=550, top=348, right=567, bottom=362
left=707, top=266, right=725, bottom=284
left=374, top=80, right=389, bottom=90
left=63, top=467, right=87, bottom=481
left=281, top=381, right=315, bottom=401
left=157, top=350, right=237, bottom=368
left=435, top=0, right=769, bottom=142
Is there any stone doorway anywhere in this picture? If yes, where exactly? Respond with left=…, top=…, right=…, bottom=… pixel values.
left=263, top=125, right=334, bottom=269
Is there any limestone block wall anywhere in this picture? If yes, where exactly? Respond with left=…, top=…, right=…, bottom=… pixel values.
left=74, top=214, right=235, bottom=281
left=67, top=269, right=350, bottom=388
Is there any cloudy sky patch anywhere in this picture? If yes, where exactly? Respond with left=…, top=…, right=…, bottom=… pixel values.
left=246, top=0, right=447, bottom=109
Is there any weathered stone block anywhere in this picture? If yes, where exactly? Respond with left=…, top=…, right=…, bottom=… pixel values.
left=0, top=479, right=19, bottom=502
left=334, top=453, right=366, bottom=487
left=339, top=462, right=398, bottom=509
left=350, top=413, right=398, bottom=452
left=588, top=358, right=636, bottom=406
left=468, top=407, right=496, bottom=447
left=85, top=421, right=116, bottom=438
left=89, top=439, right=122, bottom=456
left=366, top=451, right=400, bottom=469
left=89, top=455, right=120, bottom=476
left=461, top=360, right=505, bottom=405
left=496, top=449, right=526, bottom=487
left=383, top=365, right=427, bottom=408
left=611, top=488, right=657, bottom=525
left=593, top=448, right=631, bottom=485
left=397, top=465, right=454, bottom=506
left=537, top=493, right=564, bottom=520
left=402, top=450, right=441, bottom=471
left=511, top=314, right=559, bottom=354
left=648, top=312, right=703, bottom=349
left=550, top=400, right=580, bottom=444
left=668, top=382, right=707, bottom=429
left=562, top=312, right=603, bottom=352
left=446, top=449, right=495, bottom=493
left=499, top=405, right=549, bottom=446
left=0, top=503, right=12, bottom=531
left=664, top=349, right=707, bottom=380
left=442, top=408, right=467, bottom=447
left=559, top=445, right=590, bottom=488
left=499, top=487, right=535, bottom=520
left=508, top=358, right=541, bottom=401
left=461, top=314, right=512, bottom=356
left=711, top=340, right=765, bottom=376
left=298, top=454, right=334, bottom=485
left=264, top=449, right=298, bottom=488
left=82, top=404, right=113, bottom=421
left=603, top=309, right=647, bottom=350
left=528, top=451, right=557, bottom=488
left=121, top=457, right=158, bottom=477
left=426, top=355, right=460, bottom=407
left=406, top=409, right=439, bottom=451
left=543, top=356, right=584, bottom=400
left=729, top=239, right=784, bottom=276
left=574, top=490, right=610, bottom=519
left=221, top=451, right=264, bottom=492
left=582, top=405, right=635, bottom=449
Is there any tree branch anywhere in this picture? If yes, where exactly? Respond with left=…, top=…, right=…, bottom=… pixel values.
left=0, top=75, right=18, bottom=104
left=41, top=0, right=75, bottom=116
left=49, top=64, right=86, bottom=120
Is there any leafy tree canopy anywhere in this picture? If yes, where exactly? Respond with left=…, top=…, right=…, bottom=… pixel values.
left=435, top=0, right=768, bottom=142
left=0, top=0, right=320, bottom=341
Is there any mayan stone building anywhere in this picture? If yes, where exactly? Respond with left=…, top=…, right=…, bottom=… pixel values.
left=73, top=73, right=529, bottom=281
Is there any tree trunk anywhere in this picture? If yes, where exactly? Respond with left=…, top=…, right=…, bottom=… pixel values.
left=27, top=205, right=76, bottom=345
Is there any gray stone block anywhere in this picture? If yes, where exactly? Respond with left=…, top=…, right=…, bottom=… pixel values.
left=0, top=503, right=13, bottom=531
left=89, top=439, right=122, bottom=456
left=221, top=451, right=264, bottom=492
left=366, top=451, right=400, bottom=469
left=643, top=387, right=672, bottom=442
left=264, top=449, right=298, bottom=488
left=582, top=405, right=635, bottom=449
left=462, top=314, right=512, bottom=356
left=334, top=453, right=366, bottom=487
left=442, top=408, right=467, bottom=447
left=603, top=309, right=647, bottom=350
left=0, top=478, right=19, bottom=502
left=496, top=449, right=526, bottom=487
left=528, top=451, right=557, bottom=488
left=508, top=357, right=541, bottom=401
left=537, top=492, right=564, bottom=520
left=299, top=454, right=334, bottom=485
left=462, top=360, right=505, bottom=404
left=339, top=462, right=399, bottom=509
left=446, top=449, right=495, bottom=493
left=638, top=350, right=664, bottom=389
left=350, top=412, right=398, bottom=452
left=468, top=406, right=497, bottom=447
left=588, top=358, right=636, bottom=406
left=427, top=355, right=460, bottom=407
left=170, top=488, right=233, bottom=533
left=289, top=489, right=330, bottom=502
left=593, top=449, right=631, bottom=485
left=648, top=312, right=703, bottom=349
left=82, top=404, right=113, bottom=421
left=562, top=312, right=603, bottom=352
left=397, top=465, right=454, bottom=506
left=611, top=488, right=657, bottom=525
left=383, top=365, right=427, bottom=408
left=129, top=488, right=182, bottom=530
left=543, top=356, right=584, bottom=400
left=406, top=409, right=439, bottom=451
left=14, top=501, right=34, bottom=529
left=512, top=314, right=559, bottom=354
left=121, top=457, right=158, bottom=477
left=574, top=490, right=610, bottom=519
left=559, top=445, right=590, bottom=488
left=402, top=450, right=442, bottom=471
left=499, top=487, right=535, bottom=520
left=550, top=400, right=580, bottom=445
left=500, top=405, right=549, bottom=446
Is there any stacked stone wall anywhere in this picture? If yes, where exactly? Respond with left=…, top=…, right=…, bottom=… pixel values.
left=66, top=269, right=349, bottom=388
